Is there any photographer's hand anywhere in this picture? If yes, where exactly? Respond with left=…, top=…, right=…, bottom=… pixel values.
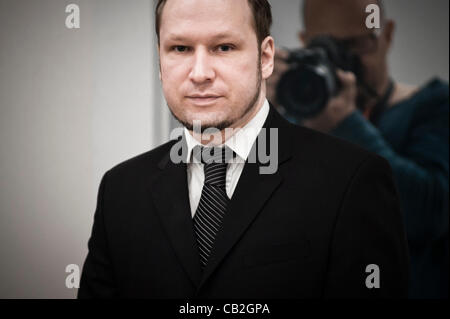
left=302, top=70, right=357, bottom=133
left=266, top=48, right=290, bottom=108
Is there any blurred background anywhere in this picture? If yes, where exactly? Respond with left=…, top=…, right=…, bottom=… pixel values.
left=0, top=0, right=448, bottom=298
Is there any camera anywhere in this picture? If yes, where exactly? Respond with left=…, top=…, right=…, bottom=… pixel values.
left=276, top=35, right=365, bottom=119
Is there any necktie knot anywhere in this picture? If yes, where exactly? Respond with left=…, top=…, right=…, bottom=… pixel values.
left=192, top=145, right=234, bottom=165
left=193, top=146, right=234, bottom=188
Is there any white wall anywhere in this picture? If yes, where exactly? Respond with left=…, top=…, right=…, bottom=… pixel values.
left=0, top=0, right=168, bottom=298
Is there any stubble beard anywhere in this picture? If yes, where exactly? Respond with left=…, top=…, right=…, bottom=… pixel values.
left=169, top=57, right=263, bottom=134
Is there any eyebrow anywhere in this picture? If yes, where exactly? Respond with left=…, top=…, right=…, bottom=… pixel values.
left=166, top=32, right=242, bottom=42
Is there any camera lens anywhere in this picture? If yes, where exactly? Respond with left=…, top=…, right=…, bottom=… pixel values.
left=276, top=35, right=362, bottom=120
left=277, top=63, right=336, bottom=119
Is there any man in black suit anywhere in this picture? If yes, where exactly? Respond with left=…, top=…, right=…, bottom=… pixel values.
left=78, top=0, right=409, bottom=298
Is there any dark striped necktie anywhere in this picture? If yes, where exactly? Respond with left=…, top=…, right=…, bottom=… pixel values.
left=192, top=146, right=233, bottom=269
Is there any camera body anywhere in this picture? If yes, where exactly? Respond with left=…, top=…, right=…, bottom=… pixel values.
left=276, top=35, right=364, bottom=119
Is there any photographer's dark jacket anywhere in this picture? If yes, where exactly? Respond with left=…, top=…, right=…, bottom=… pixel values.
left=78, top=106, right=409, bottom=299
left=331, top=78, right=449, bottom=298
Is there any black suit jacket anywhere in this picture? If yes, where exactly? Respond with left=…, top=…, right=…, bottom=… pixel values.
left=78, top=106, right=409, bottom=298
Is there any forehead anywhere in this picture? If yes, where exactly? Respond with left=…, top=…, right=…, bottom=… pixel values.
left=159, top=0, right=255, bottom=41
left=304, top=0, right=371, bottom=38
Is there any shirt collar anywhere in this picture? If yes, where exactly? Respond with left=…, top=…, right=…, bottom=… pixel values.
left=184, top=99, right=270, bottom=163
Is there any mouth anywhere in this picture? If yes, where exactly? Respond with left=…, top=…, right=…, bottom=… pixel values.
left=186, top=95, right=223, bottom=105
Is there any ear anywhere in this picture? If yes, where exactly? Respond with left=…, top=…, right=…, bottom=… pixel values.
left=383, top=20, right=395, bottom=50
left=157, top=44, right=162, bottom=81
left=260, top=36, right=275, bottom=80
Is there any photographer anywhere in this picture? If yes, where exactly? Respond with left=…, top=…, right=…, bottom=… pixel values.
left=267, top=0, right=449, bottom=298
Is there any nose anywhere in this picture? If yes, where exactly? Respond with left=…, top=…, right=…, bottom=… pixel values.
left=188, top=48, right=215, bottom=84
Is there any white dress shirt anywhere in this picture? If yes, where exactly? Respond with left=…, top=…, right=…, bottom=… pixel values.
left=184, top=99, right=270, bottom=218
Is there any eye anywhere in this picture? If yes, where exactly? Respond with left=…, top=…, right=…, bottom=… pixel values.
left=173, top=46, right=189, bottom=53
left=217, top=44, right=234, bottom=52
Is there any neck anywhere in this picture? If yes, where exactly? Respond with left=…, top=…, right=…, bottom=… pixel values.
left=389, top=82, right=419, bottom=108
left=363, top=76, right=419, bottom=120
left=362, top=74, right=392, bottom=120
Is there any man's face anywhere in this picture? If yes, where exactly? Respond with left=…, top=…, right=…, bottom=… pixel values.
left=302, top=0, right=393, bottom=98
left=159, top=0, right=270, bottom=131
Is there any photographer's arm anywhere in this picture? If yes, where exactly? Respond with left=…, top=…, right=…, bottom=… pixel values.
left=330, top=106, right=449, bottom=245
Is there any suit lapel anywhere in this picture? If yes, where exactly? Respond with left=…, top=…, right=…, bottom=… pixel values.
left=197, top=106, right=293, bottom=291
left=150, top=136, right=203, bottom=288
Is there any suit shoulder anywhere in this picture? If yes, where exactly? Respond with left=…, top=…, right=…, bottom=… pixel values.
left=287, top=123, right=389, bottom=171
left=106, top=139, right=177, bottom=178
left=290, top=124, right=372, bottom=158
